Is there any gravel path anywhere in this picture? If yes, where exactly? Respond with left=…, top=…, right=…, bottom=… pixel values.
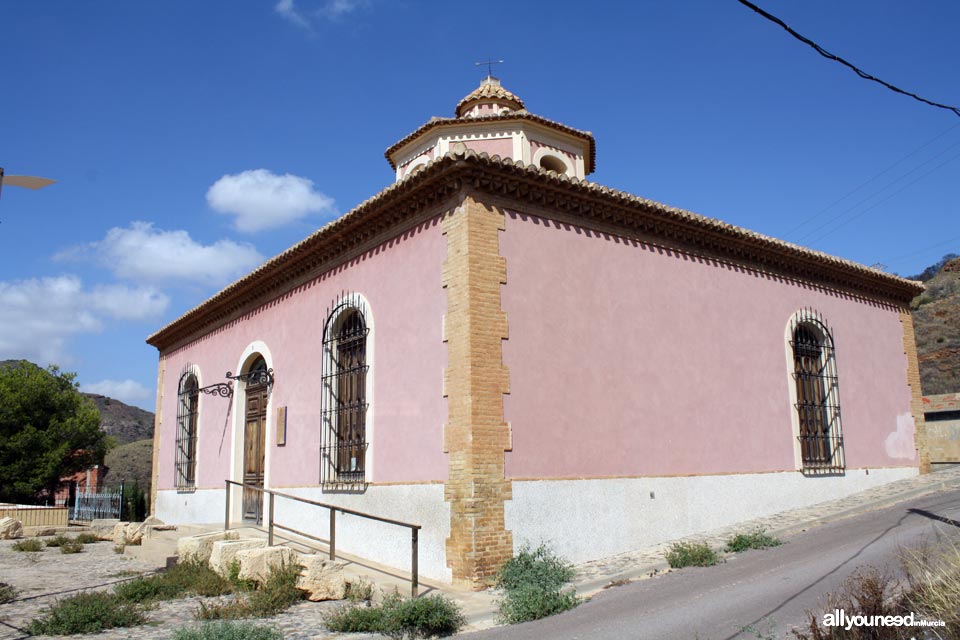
left=0, top=538, right=378, bottom=640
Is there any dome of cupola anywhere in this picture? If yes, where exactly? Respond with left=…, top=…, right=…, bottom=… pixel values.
left=455, top=76, right=525, bottom=118
left=386, top=77, right=596, bottom=183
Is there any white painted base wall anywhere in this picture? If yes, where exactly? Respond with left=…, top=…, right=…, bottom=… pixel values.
left=155, top=484, right=451, bottom=583
left=505, top=467, right=918, bottom=564
left=156, top=489, right=225, bottom=526
left=158, top=467, right=917, bottom=584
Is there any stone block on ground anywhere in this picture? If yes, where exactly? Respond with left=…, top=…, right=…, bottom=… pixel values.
left=143, top=515, right=164, bottom=526
left=23, top=526, right=57, bottom=537
left=297, top=555, right=347, bottom=601
left=177, top=531, right=239, bottom=564
left=209, top=539, right=268, bottom=577
left=0, top=517, right=23, bottom=540
left=235, top=546, right=301, bottom=585
left=112, top=521, right=132, bottom=546
left=90, top=519, right=120, bottom=540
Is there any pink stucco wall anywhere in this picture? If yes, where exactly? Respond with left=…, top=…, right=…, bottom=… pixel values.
left=501, top=211, right=916, bottom=479
left=156, top=217, right=448, bottom=490
left=464, top=137, right=513, bottom=160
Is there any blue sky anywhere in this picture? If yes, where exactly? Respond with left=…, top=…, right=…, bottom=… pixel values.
left=2, top=1, right=958, bottom=411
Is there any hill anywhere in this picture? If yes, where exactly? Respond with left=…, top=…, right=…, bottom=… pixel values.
left=910, top=255, right=960, bottom=395
left=103, top=438, right=154, bottom=491
left=83, top=393, right=154, bottom=445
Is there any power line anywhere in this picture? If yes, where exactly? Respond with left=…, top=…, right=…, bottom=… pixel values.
left=782, top=122, right=960, bottom=238
left=736, top=0, right=960, bottom=118
left=795, top=140, right=960, bottom=243
left=883, top=234, right=960, bottom=266
left=802, top=151, right=960, bottom=245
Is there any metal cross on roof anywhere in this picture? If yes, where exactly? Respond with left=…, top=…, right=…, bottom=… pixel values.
left=474, top=59, right=504, bottom=78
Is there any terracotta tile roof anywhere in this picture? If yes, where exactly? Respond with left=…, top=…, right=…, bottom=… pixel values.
left=385, top=111, right=597, bottom=173
left=455, top=80, right=525, bottom=116
left=147, top=148, right=922, bottom=350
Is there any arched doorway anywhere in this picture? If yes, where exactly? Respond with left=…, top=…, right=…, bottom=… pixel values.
left=242, top=356, right=270, bottom=523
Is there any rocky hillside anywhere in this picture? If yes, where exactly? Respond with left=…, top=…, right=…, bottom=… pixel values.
left=104, top=438, right=154, bottom=491
left=83, top=393, right=154, bottom=445
left=910, top=255, right=960, bottom=395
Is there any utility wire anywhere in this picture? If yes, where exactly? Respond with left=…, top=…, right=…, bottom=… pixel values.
left=736, top=0, right=960, bottom=119
left=803, top=151, right=960, bottom=245
left=796, top=140, right=960, bottom=243
left=883, top=234, right=960, bottom=266
left=782, top=122, right=960, bottom=238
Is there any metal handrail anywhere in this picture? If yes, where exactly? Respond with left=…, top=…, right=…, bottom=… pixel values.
left=224, top=480, right=420, bottom=596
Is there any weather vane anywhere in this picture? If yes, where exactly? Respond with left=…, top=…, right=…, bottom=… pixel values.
left=475, top=59, right=504, bottom=78
left=0, top=167, right=56, bottom=203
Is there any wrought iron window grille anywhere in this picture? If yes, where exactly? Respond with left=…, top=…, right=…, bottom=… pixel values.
left=320, top=292, right=370, bottom=490
left=199, top=382, right=233, bottom=398
left=789, top=308, right=845, bottom=475
left=226, top=367, right=274, bottom=387
left=175, top=368, right=200, bottom=491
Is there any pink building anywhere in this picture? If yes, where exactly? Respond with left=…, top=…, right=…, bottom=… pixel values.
left=148, top=77, right=928, bottom=588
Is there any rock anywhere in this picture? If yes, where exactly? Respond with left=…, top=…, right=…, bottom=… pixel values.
left=143, top=515, right=164, bottom=526
left=0, top=517, right=23, bottom=540
left=235, top=546, right=301, bottom=585
left=209, top=539, right=268, bottom=577
left=124, top=522, right=149, bottom=545
left=90, top=519, right=120, bottom=541
left=23, top=526, right=57, bottom=537
left=177, top=531, right=239, bottom=564
left=297, top=555, right=347, bottom=601
left=112, top=521, right=132, bottom=546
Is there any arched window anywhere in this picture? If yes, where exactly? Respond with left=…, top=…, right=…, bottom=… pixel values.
left=790, top=312, right=845, bottom=473
left=175, top=370, right=200, bottom=489
left=321, top=294, right=370, bottom=486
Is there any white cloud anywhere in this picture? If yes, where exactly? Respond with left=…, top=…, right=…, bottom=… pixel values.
left=59, top=222, right=264, bottom=286
left=317, top=0, right=369, bottom=20
left=0, top=275, right=169, bottom=364
left=81, top=379, right=153, bottom=405
left=206, top=169, right=336, bottom=233
left=275, top=0, right=369, bottom=28
left=275, top=0, right=311, bottom=29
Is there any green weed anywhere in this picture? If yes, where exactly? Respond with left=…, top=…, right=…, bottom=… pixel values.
left=665, top=541, right=719, bottom=568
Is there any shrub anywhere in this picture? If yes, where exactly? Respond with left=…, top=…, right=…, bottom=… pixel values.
left=323, top=594, right=465, bottom=639
left=726, top=529, right=782, bottom=553
left=74, top=532, right=100, bottom=544
left=27, top=591, right=146, bottom=635
left=0, top=582, right=18, bottom=604
left=324, top=604, right=387, bottom=634
left=496, top=583, right=580, bottom=626
left=196, top=562, right=303, bottom=620
left=45, top=534, right=71, bottom=548
left=59, top=538, right=85, bottom=554
left=166, top=560, right=233, bottom=597
left=495, top=544, right=579, bottom=624
left=381, top=593, right=466, bottom=639
left=496, top=544, right=574, bottom=593
left=790, top=568, right=908, bottom=640
left=115, top=574, right=183, bottom=604
left=344, top=578, right=375, bottom=603
left=665, top=541, right=719, bottom=568
left=901, top=540, right=960, bottom=637
left=11, top=538, right=43, bottom=552
left=116, top=561, right=231, bottom=604
left=172, top=621, right=282, bottom=640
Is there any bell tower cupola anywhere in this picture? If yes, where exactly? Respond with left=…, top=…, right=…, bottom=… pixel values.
left=385, top=76, right=596, bottom=183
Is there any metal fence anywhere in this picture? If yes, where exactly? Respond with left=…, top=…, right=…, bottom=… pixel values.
left=72, top=483, right=123, bottom=521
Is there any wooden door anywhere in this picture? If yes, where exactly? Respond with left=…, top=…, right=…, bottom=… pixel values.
left=242, top=383, right=268, bottom=523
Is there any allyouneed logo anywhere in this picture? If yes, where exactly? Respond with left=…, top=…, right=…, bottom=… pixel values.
left=823, top=609, right=945, bottom=631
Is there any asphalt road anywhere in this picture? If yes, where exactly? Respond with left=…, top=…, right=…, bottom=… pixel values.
left=465, top=488, right=960, bottom=640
